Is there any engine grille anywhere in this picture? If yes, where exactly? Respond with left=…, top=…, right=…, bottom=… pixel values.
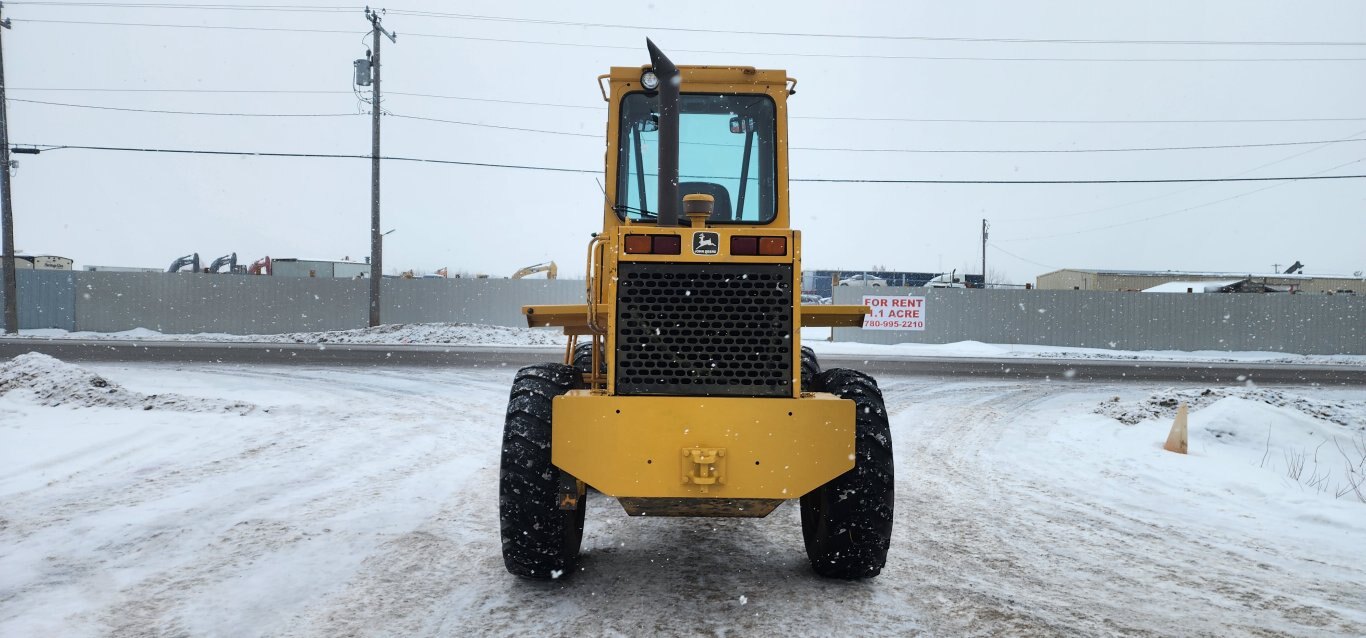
left=615, top=262, right=793, bottom=397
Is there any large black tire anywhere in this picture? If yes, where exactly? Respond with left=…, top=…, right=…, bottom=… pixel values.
left=571, top=342, right=605, bottom=375
left=800, top=368, right=894, bottom=579
left=500, top=363, right=588, bottom=579
left=799, top=346, right=821, bottom=393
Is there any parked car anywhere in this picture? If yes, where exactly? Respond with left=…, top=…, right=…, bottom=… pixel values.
left=800, top=293, right=825, bottom=304
left=837, top=273, right=886, bottom=287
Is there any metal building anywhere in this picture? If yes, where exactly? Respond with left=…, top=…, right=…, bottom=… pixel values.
left=1036, top=268, right=1363, bottom=294
left=270, top=258, right=372, bottom=279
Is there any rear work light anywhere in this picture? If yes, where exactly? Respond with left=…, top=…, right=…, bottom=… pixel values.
left=624, top=234, right=682, bottom=255
left=731, top=236, right=787, bottom=256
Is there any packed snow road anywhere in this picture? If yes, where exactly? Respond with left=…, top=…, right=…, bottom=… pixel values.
left=2, top=358, right=1364, bottom=636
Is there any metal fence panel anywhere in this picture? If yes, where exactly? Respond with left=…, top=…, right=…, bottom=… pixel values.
left=831, top=287, right=1364, bottom=355
left=0, top=270, right=77, bottom=330
left=381, top=278, right=585, bottom=326
left=31, top=273, right=1364, bottom=353
left=68, top=273, right=586, bottom=335
left=74, top=272, right=369, bottom=334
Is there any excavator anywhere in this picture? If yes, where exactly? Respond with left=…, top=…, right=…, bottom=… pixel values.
left=500, top=41, right=891, bottom=581
left=511, top=261, right=558, bottom=279
left=207, top=253, right=238, bottom=274
left=167, top=253, right=200, bottom=273
left=248, top=256, right=271, bottom=275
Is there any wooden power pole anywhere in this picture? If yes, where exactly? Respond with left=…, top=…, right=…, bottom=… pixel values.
left=365, top=7, right=395, bottom=327
left=0, top=7, right=16, bottom=334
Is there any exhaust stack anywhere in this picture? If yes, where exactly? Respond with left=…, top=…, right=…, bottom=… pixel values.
left=646, top=39, right=680, bottom=227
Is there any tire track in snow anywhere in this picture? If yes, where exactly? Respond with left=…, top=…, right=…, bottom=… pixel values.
left=5, top=365, right=1364, bottom=636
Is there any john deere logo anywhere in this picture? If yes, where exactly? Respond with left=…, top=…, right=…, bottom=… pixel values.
left=693, top=232, right=719, bottom=255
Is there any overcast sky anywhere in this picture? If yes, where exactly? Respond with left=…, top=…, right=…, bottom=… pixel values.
left=5, top=0, right=1364, bottom=282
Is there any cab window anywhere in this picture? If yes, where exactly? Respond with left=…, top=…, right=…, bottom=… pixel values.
left=616, top=93, right=777, bottom=224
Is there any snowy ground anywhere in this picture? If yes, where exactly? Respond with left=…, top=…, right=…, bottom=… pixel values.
left=2, top=355, right=1365, bottom=636
left=16, top=324, right=566, bottom=347
left=14, top=323, right=1366, bottom=366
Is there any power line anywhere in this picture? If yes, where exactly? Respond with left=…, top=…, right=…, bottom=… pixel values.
left=6, top=2, right=355, bottom=12
left=383, top=31, right=1366, bottom=63
left=16, top=19, right=1366, bottom=63
left=21, top=144, right=601, bottom=173
left=796, top=174, right=1365, bottom=184
left=386, top=113, right=598, bottom=138
left=998, top=156, right=1364, bottom=241
left=18, top=143, right=1366, bottom=184
left=998, top=126, right=1366, bottom=223
left=9, top=97, right=358, bottom=117
left=11, top=87, right=355, bottom=96
left=19, top=97, right=1366, bottom=154
left=384, top=10, right=1366, bottom=47
left=792, top=115, right=1366, bottom=125
left=18, top=17, right=363, bottom=35
left=987, top=243, right=1058, bottom=270
left=794, top=137, right=1366, bottom=154
left=17, top=4, right=1364, bottom=47
left=15, top=87, right=1366, bottom=124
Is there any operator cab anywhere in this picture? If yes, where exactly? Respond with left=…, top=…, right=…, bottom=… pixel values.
left=616, top=93, right=778, bottom=225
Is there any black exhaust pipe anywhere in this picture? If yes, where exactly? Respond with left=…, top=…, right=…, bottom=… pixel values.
left=646, top=39, right=680, bottom=227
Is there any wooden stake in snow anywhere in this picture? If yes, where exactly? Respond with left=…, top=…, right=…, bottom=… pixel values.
left=1164, top=403, right=1189, bottom=454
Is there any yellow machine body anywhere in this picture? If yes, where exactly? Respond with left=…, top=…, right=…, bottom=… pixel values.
left=524, top=64, right=868, bottom=516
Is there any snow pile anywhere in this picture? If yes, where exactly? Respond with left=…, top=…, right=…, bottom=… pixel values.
left=799, top=336, right=1366, bottom=366
left=1088, top=390, right=1366, bottom=504
left=263, top=322, right=563, bottom=346
left=18, top=323, right=564, bottom=347
left=1096, top=387, right=1365, bottom=429
left=0, top=352, right=254, bottom=414
left=1187, top=398, right=1365, bottom=503
left=14, top=326, right=1366, bottom=363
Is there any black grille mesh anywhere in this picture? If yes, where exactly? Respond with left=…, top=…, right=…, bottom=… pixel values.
left=615, top=262, right=793, bottom=397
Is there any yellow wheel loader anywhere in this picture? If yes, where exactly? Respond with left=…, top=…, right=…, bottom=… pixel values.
left=500, top=40, right=893, bottom=580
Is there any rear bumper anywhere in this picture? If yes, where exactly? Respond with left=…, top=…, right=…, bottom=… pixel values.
left=551, top=391, right=855, bottom=500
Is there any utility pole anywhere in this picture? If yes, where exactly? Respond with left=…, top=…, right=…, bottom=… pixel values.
left=364, top=7, right=395, bottom=327
left=980, top=218, right=989, bottom=290
left=0, top=5, right=16, bottom=334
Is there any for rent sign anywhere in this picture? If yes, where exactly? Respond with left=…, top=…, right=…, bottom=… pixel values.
left=861, top=295, right=926, bottom=330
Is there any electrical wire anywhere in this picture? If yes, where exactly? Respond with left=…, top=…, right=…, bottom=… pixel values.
left=386, top=113, right=598, bottom=138
left=18, top=17, right=363, bottom=35
left=19, top=98, right=1366, bottom=154
left=998, top=126, right=1366, bottom=223
left=793, top=137, right=1366, bottom=154
left=17, top=144, right=601, bottom=173
left=382, top=31, right=1366, bottom=63
left=16, top=4, right=1363, bottom=47
left=11, top=86, right=1366, bottom=125
left=9, top=98, right=358, bottom=117
left=5, top=2, right=355, bottom=12
left=987, top=243, right=1058, bottom=270
left=997, top=156, right=1365, bottom=241
left=17, top=143, right=1366, bottom=184
left=383, top=10, right=1366, bottom=47
left=795, top=174, right=1365, bottom=184
left=15, top=19, right=1366, bottom=63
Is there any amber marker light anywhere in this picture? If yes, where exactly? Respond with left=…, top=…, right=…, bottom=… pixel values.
left=624, top=234, right=653, bottom=254
left=758, top=237, right=787, bottom=256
